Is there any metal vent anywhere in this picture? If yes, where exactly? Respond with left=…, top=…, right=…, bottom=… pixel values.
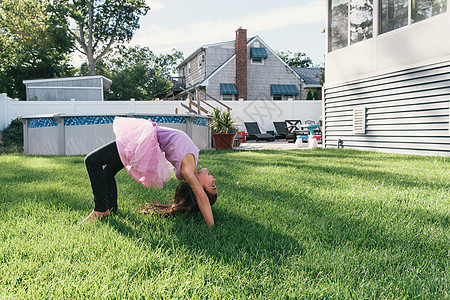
left=353, top=107, right=366, bottom=134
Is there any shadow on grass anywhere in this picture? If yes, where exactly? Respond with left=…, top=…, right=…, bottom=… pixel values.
left=1, top=151, right=448, bottom=278
left=104, top=207, right=305, bottom=270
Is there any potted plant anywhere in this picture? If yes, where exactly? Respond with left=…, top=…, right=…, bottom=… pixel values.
left=210, top=108, right=238, bottom=149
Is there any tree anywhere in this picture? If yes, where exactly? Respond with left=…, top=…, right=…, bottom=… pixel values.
left=94, top=46, right=183, bottom=100
left=313, top=90, right=319, bottom=100
left=0, top=0, right=75, bottom=99
left=277, top=50, right=313, bottom=68
left=306, top=90, right=313, bottom=100
left=53, top=0, right=150, bottom=75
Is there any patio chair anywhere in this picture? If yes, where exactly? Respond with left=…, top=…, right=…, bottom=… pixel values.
left=285, top=119, right=307, bottom=143
left=244, top=122, right=274, bottom=142
left=273, top=121, right=288, bottom=140
left=305, top=119, right=322, bottom=141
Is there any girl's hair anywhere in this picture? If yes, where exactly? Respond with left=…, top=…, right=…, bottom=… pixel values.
left=139, top=182, right=217, bottom=215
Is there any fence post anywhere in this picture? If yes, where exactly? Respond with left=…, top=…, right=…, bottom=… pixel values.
left=53, top=114, right=66, bottom=155
left=71, top=99, right=76, bottom=113
left=0, top=93, right=10, bottom=131
left=130, top=98, right=135, bottom=113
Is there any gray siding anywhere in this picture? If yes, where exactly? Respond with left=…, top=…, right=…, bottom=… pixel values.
left=324, top=60, right=450, bottom=156
left=25, top=77, right=106, bottom=101
left=205, top=42, right=235, bottom=77
left=183, top=50, right=207, bottom=87
left=26, top=88, right=103, bottom=101
left=247, top=41, right=300, bottom=100
left=206, top=57, right=236, bottom=100
left=205, top=39, right=302, bottom=101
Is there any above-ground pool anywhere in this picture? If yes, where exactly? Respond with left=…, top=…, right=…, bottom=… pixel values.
left=21, top=113, right=211, bottom=155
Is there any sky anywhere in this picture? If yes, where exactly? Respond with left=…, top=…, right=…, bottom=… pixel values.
left=72, top=0, right=327, bottom=67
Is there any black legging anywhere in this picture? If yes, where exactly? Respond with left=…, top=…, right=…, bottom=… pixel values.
left=85, top=141, right=124, bottom=212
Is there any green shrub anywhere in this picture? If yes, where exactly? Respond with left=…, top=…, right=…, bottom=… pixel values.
left=306, top=90, right=313, bottom=100
left=313, top=90, right=319, bottom=100
left=3, top=118, right=23, bottom=146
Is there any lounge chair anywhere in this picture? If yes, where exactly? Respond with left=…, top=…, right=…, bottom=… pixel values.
left=273, top=121, right=287, bottom=140
left=244, top=122, right=274, bottom=142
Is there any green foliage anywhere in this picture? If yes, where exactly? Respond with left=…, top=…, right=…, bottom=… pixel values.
left=0, top=0, right=75, bottom=98
left=277, top=50, right=313, bottom=68
left=210, top=108, right=237, bottom=133
left=313, top=90, right=319, bottom=100
left=53, top=0, right=150, bottom=75
left=2, top=118, right=23, bottom=146
left=306, top=90, right=313, bottom=100
left=0, top=150, right=448, bottom=298
left=89, top=46, right=183, bottom=100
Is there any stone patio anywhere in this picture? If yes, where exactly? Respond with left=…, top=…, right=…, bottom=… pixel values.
left=234, top=140, right=311, bottom=150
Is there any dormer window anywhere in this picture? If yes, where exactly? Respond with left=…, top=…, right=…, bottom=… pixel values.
left=250, top=47, right=268, bottom=65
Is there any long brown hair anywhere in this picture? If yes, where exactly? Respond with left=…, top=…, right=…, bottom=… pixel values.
left=139, top=182, right=217, bottom=215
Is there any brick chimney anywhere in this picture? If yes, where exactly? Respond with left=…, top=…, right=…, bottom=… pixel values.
left=235, top=26, right=247, bottom=100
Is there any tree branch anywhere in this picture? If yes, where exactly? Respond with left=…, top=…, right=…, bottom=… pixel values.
left=87, top=0, right=93, bottom=52
left=94, top=29, right=116, bottom=63
left=9, top=28, right=30, bottom=37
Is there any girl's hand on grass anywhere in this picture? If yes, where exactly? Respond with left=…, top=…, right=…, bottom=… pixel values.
left=81, top=210, right=110, bottom=224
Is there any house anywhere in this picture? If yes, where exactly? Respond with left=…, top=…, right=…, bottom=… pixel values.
left=292, top=67, right=323, bottom=100
left=324, top=0, right=450, bottom=156
left=159, top=27, right=323, bottom=102
left=23, top=76, right=112, bottom=101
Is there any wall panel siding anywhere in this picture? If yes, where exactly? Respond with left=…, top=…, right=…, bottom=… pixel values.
left=324, top=61, right=450, bottom=156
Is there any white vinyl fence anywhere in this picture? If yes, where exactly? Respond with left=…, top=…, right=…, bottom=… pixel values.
left=0, top=93, right=323, bottom=133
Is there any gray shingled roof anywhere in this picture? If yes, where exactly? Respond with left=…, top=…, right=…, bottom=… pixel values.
left=292, top=67, right=323, bottom=86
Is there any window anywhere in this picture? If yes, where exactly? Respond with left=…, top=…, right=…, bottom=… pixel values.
left=198, top=54, right=205, bottom=68
left=270, top=84, right=299, bottom=100
left=272, top=95, right=294, bottom=101
left=411, top=0, right=447, bottom=23
left=328, top=0, right=446, bottom=51
left=251, top=58, right=264, bottom=65
left=221, top=94, right=235, bottom=101
left=188, top=62, right=191, bottom=74
left=350, top=0, right=373, bottom=43
left=380, top=0, right=446, bottom=34
left=220, top=83, right=238, bottom=101
left=329, top=0, right=349, bottom=52
left=380, top=0, right=408, bottom=34
left=250, top=48, right=268, bottom=65
left=329, top=0, right=374, bottom=51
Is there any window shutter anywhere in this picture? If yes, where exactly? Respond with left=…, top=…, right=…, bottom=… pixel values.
left=353, top=107, right=366, bottom=134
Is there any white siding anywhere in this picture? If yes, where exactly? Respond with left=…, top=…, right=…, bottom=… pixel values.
left=324, top=60, right=450, bottom=156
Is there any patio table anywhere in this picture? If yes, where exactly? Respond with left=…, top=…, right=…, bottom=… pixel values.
left=293, top=124, right=321, bottom=148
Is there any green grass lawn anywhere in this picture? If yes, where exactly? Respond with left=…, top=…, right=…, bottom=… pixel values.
left=0, top=148, right=448, bottom=299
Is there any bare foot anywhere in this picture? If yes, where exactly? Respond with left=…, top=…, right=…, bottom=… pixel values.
left=81, top=209, right=110, bottom=224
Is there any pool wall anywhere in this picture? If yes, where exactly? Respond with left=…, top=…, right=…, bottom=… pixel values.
left=22, top=114, right=211, bottom=155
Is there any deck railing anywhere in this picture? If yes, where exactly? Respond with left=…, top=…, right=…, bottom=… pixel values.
left=180, top=86, right=232, bottom=116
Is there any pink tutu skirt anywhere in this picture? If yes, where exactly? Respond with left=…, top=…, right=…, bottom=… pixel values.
left=113, top=117, right=173, bottom=188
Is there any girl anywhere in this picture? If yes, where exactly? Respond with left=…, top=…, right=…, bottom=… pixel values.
left=82, top=117, right=217, bottom=227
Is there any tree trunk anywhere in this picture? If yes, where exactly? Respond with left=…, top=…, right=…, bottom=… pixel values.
left=88, top=55, right=96, bottom=75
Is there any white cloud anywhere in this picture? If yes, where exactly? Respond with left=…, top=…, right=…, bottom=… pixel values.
left=133, top=0, right=325, bottom=52
left=146, top=0, right=164, bottom=12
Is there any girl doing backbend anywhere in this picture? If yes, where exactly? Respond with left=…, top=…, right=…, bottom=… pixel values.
left=82, top=117, right=217, bottom=227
